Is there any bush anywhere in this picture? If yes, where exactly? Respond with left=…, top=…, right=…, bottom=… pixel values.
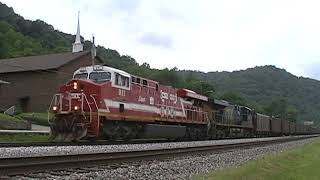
left=0, top=113, right=21, bottom=122
left=17, top=112, right=52, bottom=126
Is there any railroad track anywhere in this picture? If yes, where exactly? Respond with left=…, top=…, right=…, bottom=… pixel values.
left=0, top=135, right=316, bottom=176
left=0, top=139, right=172, bottom=148
left=0, top=136, right=299, bottom=148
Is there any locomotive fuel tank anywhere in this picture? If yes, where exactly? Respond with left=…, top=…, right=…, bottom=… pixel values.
left=142, top=124, right=186, bottom=139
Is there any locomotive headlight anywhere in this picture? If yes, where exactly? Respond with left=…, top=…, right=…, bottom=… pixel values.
left=73, top=82, right=78, bottom=90
left=52, top=106, right=58, bottom=111
left=74, top=106, right=79, bottom=111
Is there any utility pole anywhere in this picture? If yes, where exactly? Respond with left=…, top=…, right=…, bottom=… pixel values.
left=91, top=35, right=96, bottom=66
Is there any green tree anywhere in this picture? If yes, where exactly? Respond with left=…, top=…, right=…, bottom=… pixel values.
left=286, top=106, right=298, bottom=122
left=220, top=92, right=246, bottom=106
left=264, top=98, right=287, bottom=119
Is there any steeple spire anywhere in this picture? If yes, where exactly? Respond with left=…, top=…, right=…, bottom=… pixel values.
left=75, top=11, right=81, bottom=44
left=72, top=11, right=83, bottom=53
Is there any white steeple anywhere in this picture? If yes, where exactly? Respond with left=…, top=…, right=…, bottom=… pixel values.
left=72, top=11, right=83, bottom=53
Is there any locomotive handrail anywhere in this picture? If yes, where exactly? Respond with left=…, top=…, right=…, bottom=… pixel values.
left=48, top=95, right=55, bottom=125
left=184, top=108, right=207, bottom=122
left=81, top=93, right=84, bottom=112
left=90, top=94, right=99, bottom=112
left=47, top=92, right=96, bottom=134
left=82, top=93, right=92, bottom=124
left=90, top=94, right=99, bottom=124
left=48, top=93, right=63, bottom=124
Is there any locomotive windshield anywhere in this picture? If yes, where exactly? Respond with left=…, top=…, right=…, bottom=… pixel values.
left=89, top=72, right=111, bottom=83
left=73, top=73, right=88, bottom=79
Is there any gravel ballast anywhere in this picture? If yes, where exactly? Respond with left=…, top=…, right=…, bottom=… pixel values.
left=9, top=137, right=318, bottom=180
left=0, top=136, right=309, bottom=159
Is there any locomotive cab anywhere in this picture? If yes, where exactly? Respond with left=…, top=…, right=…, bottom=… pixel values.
left=73, top=65, right=131, bottom=89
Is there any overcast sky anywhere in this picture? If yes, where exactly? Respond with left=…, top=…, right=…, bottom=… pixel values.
left=2, top=0, right=320, bottom=79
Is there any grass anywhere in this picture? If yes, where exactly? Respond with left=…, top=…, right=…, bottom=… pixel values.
left=194, top=138, right=320, bottom=180
left=0, top=113, right=49, bottom=142
left=0, top=133, right=49, bottom=143
left=0, top=113, right=22, bottom=122
left=17, top=112, right=52, bottom=126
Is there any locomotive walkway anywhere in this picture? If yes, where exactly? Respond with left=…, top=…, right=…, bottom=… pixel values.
left=0, top=135, right=316, bottom=176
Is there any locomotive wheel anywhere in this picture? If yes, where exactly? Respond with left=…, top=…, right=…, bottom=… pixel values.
left=102, top=121, right=139, bottom=140
left=185, top=125, right=206, bottom=141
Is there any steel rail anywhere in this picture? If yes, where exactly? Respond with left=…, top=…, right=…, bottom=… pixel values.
left=0, top=136, right=309, bottom=148
left=0, top=135, right=316, bottom=176
left=0, top=139, right=173, bottom=148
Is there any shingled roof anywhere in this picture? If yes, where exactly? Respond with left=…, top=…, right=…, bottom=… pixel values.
left=0, top=51, right=92, bottom=73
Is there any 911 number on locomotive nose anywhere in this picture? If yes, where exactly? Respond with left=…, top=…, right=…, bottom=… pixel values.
left=70, top=93, right=81, bottom=99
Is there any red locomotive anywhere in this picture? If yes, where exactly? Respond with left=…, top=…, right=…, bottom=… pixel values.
left=49, top=65, right=209, bottom=141
left=49, top=65, right=318, bottom=141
